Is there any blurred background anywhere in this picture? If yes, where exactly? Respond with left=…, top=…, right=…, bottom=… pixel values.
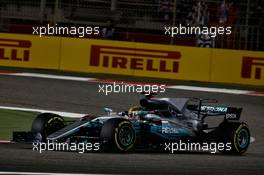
left=0, top=0, right=263, bottom=51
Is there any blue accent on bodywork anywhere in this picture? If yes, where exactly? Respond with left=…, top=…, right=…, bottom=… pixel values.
left=130, top=120, right=194, bottom=141
left=150, top=124, right=193, bottom=140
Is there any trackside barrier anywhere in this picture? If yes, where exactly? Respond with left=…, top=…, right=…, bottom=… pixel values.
left=210, top=49, right=264, bottom=86
left=60, top=38, right=211, bottom=81
left=0, top=33, right=263, bottom=86
left=0, top=33, right=61, bottom=69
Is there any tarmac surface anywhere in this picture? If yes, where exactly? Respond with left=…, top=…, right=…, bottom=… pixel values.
left=0, top=75, right=263, bottom=174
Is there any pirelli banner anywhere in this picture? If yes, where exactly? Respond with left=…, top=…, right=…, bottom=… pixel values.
left=210, top=50, right=264, bottom=86
left=60, top=38, right=211, bottom=81
left=0, top=33, right=263, bottom=86
left=0, top=33, right=61, bottom=69
left=60, top=37, right=264, bottom=86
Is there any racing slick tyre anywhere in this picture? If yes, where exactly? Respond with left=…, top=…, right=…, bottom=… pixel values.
left=31, top=113, right=64, bottom=142
left=100, top=118, right=136, bottom=152
left=217, top=122, right=250, bottom=155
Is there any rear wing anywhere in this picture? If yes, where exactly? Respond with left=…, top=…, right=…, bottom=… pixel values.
left=200, top=105, right=242, bottom=120
left=188, top=98, right=242, bottom=120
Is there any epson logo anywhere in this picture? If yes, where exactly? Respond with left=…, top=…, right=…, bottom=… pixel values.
left=225, top=113, right=237, bottom=119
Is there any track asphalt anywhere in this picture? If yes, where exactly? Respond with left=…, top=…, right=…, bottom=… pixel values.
left=0, top=75, right=263, bottom=174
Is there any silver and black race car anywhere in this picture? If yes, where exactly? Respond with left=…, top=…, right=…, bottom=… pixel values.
left=13, top=93, right=251, bottom=154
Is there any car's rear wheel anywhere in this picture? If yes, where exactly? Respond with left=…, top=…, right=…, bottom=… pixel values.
left=100, top=118, right=136, bottom=152
left=31, top=113, right=64, bottom=142
left=217, top=122, right=250, bottom=154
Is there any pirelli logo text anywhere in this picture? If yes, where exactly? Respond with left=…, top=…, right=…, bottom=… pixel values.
left=0, top=39, right=32, bottom=61
left=242, top=56, right=264, bottom=80
left=90, top=45, right=181, bottom=73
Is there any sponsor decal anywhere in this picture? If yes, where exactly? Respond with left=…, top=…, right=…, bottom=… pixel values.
left=162, top=127, right=179, bottom=134
left=90, top=45, right=181, bottom=73
left=201, top=105, right=227, bottom=113
left=0, top=39, right=31, bottom=62
left=225, top=113, right=238, bottom=119
left=241, top=56, right=264, bottom=80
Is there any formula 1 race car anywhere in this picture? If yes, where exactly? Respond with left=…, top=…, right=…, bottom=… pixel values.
left=13, top=93, right=250, bottom=154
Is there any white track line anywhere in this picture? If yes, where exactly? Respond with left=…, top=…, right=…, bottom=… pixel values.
left=0, top=172, right=104, bottom=175
left=250, top=137, right=256, bottom=143
left=0, top=72, right=96, bottom=82
left=0, top=72, right=262, bottom=96
left=167, top=85, right=253, bottom=95
left=0, top=140, right=11, bottom=143
left=0, top=106, right=85, bottom=118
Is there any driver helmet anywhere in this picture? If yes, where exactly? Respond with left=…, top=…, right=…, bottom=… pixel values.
left=128, top=106, right=142, bottom=119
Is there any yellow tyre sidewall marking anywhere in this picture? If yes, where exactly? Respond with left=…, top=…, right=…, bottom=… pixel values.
left=233, top=123, right=248, bottom=153
left=48, top=117, right=63, bottom=124
left=114, top=121, right=135, bottom=151
left=45, top=116, right=63, bottom=128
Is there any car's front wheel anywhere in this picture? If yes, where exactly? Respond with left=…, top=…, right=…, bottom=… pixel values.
left=31, top=113, right=64, bottom=142
left=100, top=118, right=136, bottom=152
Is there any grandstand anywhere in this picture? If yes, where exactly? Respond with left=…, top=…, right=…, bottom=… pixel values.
left=0, top=0, right=263, bottom=51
